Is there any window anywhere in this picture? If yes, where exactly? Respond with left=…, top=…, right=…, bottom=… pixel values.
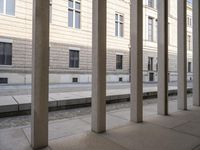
left=156, top=57, right=158, bottom=71
left=155, top=19, right=158, bottom=42
left=69, top=50, right=79, bottom=68
left=148, top=0, right=154, bottom=8
left=187, top=16, right=192, bottom=27
left=0, top=0, right=15, bottom=15
left=187, top=35, right=192, bottom=51
left=115, top=13, right=124, bottom=37
left=148, top=57, right=153, bottom=71
left=119, top=77, right=123, bottom=82
left=68, top=0, right=81, bottom=28
left=72, top=77, right=78, bottom=83
left=187, top=0, right=192, bottom=5
left=148, top=17, right=154, bottom=41
left=50, top=0, right=52, bottom=23
left=0, top=42, right=12, bottom=65
left=0, top=78, right=8, bottom=84
left=116, top=55, right=123, bottom=69
left=188, top=62, right=192, bottom=73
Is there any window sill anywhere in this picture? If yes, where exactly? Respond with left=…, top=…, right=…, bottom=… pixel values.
left=0, top=13, right=15, bottom=17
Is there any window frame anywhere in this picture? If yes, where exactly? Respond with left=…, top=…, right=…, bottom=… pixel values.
left=115, top=12, right=124, bottom=37
left=148, top=57, right=153, bottom=71
left=116, top=54, right=123, bottom=70
left=0, top=0, right=15, bottom=16
left=49, top=0, right=52, bottom=23
left=148, top=17, right=154, bottom=42
left=0, top=41, right=12, bottom=66
left=188, top=62, right=192, bottom=73
left=69, top=49, right=80, bottom=68
left=148, top=0, right=154, bottom=8
left=68, top=0, right=81, bottom=29
left=187, top=34, right=192, bottom=51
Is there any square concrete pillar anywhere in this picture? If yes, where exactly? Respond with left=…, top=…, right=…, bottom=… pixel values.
left=193, top=0, right=200, bottom=106
left=177, top=0, right=187, bottom=110
left=31, top=0, right=49, bottom=149
left=91, top=0, right=107, bottom=133
left=157, top=0, right=168, bottom=115
left=130, top=0, right=143, bottom=123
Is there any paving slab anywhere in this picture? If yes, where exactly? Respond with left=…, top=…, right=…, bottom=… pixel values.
left=49, top=132, right=126, bottom=150
left=145, top=115, right=189, bottom=129
left=81, top=114, right=128, bottom=130
left=104, top=123, right=200, bottom=150
left=108, top=109, right=130, bottom=120
left=174, top=121, right=200, bottom=137
left=0, top=128, right=42, bottom=150
left=0, top=96, right=18, bottom=113
left=23, top=118, right=90, bottom=142
left=13, top=95, right=31, bottom=111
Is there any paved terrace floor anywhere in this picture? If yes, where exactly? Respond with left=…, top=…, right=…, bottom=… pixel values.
left=1, top=96, right=200, bottom=150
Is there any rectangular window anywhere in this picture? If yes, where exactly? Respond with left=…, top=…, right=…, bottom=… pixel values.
left=0, top=0, right=15, bottom=15
left=6, top=0, right=15, bottom=15
left=155, top=19, right=158, bottom=42
left=68, top=0, right=81, bottom=29
left=148, top=57, right=153, bottom=71
left=148, top=0, right=154, bottom=8
left=0, top=0, right=3, bottom=13
left=0, top=42, right=12, bottom=65
left=187, top=16, right=192, bottom=27
left=116, top=54, right=123, bottom=69
left=50, top=0, right=52, bottom=23
left=148, top=17, right=154, bottom=41
left=187, top=35, right=192, bottom=51
left=0, top=78, right=8, bottom=84
left=72, top=77, right=78, bottom=83
left=115, top=13, right=124, bottom=37
left=69, top=50, right=79, bottom=68
left=188, top=62, right=192, bottom=73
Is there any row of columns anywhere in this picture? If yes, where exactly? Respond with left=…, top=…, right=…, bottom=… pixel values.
left=31, top=0, right=200, bottom=149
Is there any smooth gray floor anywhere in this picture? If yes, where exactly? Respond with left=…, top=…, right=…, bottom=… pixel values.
left=1, top=97, right=200, bottom=150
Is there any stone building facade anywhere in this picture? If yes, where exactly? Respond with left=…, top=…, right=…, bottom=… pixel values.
left=0, top=0, right=193, bottom=84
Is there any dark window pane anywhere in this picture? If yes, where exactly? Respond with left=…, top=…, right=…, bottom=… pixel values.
left=69, top=50, right=79, bottom=68
left=75, top=11, right=80, bottom=28
left=0, top=42, right=12, bottom=65
left=0, top=0, right=3, bottom=13
left=116, top=55, right=123, bottom=69
left=75, top=2, right=80, bottom=10
left=4, top=43, right=12, bottom=65
left=148, top=17, right=153, bottom=41
left=68, top=9, right=73, bottom=27
left=148, top=0, right=154, bottom=7
left=120, top=23, right=123, bottom=37
left=115, top=14, right=118, bottom=20
left=148, top=57, right=153, bottom=71
left=115, top=22, right=118, bottom=36
left=68, top=0, right=73, bottom=8
left=0, top=43, right=4, bottom=64
left=49, top=2, right=52, bottom=23
left=120, top=15, right=123, bottom=22
left=6, top=0, right=15, bottom=15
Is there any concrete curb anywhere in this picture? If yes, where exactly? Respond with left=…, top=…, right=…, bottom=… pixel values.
left=0, top=88, right=193, bottom=117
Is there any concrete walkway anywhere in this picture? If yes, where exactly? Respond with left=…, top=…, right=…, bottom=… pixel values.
left=0, top=85, right=193, bottom=115
left=1, top=97, right=200, bottom=150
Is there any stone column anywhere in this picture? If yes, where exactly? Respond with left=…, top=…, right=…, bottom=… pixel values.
left=91, top=0, right=107, bottom=133
left=31, top=0, right=49, bottom=149
left=130, top=0, right=143, bottom=122
left=157, top=0, right=168, bottom=115
left=193, top=0, right=200, bottom=106
left=177, top=0, right=187, bottom=110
